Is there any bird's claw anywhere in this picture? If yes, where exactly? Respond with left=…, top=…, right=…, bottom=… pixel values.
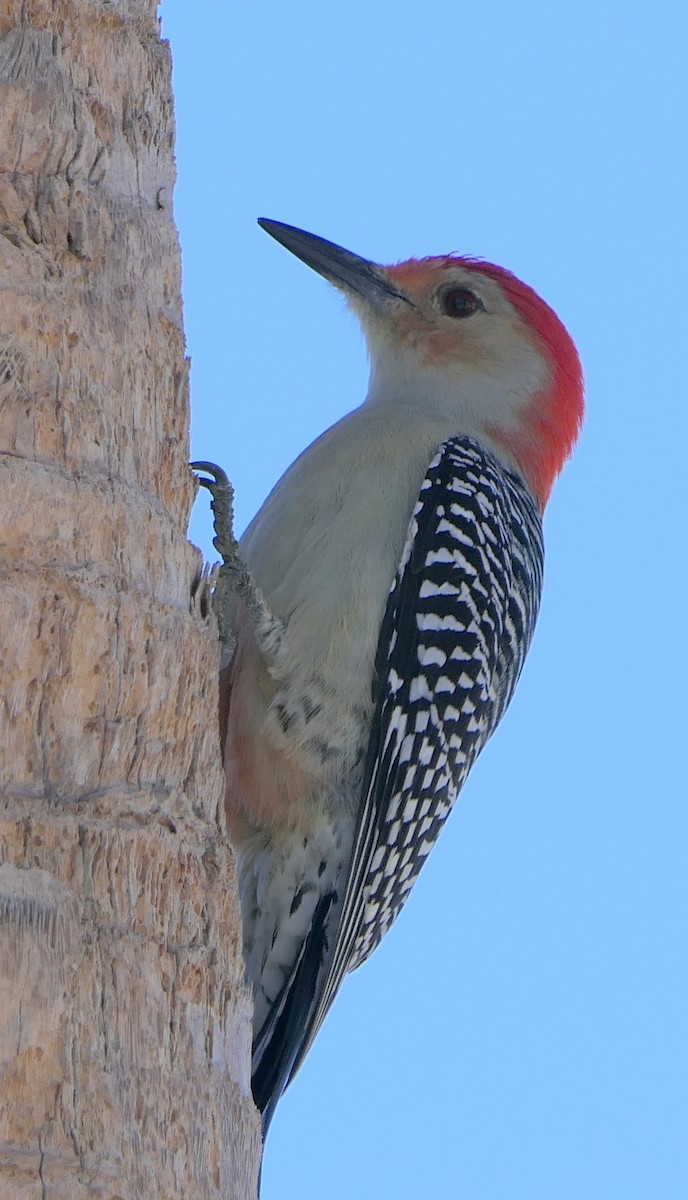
left=191, top=461, right=231, bottom=491
left=191, top=460, right=238, bottom=568
left=190, top=561, right=220, bottom=621
left=191, top=459, right=245, bottom=655
left=192, top=458, right=281, bottom=666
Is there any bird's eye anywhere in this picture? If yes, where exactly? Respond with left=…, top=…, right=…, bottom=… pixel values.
left=440, top=287, right=483, bottom=319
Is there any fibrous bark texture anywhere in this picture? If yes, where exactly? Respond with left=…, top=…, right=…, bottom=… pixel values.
left=0, top=2, right=261, bottom=1197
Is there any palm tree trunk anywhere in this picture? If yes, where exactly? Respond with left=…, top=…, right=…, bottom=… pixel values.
left=0, top=2, right=260, bottom=1196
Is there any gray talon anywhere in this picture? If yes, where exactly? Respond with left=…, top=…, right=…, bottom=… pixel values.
left=191, top=460, right=281, bottom=663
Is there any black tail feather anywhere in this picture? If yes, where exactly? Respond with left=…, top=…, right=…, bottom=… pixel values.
left=252, top=892, right=336, bottom=1139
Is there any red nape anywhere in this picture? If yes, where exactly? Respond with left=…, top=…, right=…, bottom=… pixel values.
left=470, top=260, right=583, bottom=505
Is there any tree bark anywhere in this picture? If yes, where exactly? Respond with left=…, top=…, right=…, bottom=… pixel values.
left=0, top=2, right=260, bottom=1196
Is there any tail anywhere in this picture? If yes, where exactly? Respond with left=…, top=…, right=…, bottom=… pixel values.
left=252, top=892, right=336, bottom=1139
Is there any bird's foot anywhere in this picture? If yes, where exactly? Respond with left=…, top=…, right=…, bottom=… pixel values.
left=190, top=560, right=220, bottom=622
left=191, top=462, right=285, bottom=665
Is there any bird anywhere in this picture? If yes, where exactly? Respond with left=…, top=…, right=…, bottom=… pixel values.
left=193, top=218, right=584, bottom=1141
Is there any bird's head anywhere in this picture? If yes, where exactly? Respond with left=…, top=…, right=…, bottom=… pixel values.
left=259, top=219, right=583, bottom=508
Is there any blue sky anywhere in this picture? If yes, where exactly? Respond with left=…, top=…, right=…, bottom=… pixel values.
left=162, top=3, right=687, bottom=1196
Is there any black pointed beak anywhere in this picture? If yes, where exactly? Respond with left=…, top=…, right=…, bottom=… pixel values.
left=257, top=219, right=410, bottom=307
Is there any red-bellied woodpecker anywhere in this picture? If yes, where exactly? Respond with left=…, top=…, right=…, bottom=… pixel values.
left=194, top=219, right=584, bottom=1138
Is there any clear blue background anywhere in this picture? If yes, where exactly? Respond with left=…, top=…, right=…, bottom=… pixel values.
left=161, top=3, right=687, bottom=1196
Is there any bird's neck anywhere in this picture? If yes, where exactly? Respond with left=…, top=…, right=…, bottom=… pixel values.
left=363, top=358, right=532, bottom=492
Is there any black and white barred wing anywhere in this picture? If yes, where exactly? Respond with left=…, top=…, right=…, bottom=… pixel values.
left=303, top=436, right=544, bottom=1053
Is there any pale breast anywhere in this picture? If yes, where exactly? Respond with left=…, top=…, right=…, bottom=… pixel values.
left=239, top=404, right=461, bottom=787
